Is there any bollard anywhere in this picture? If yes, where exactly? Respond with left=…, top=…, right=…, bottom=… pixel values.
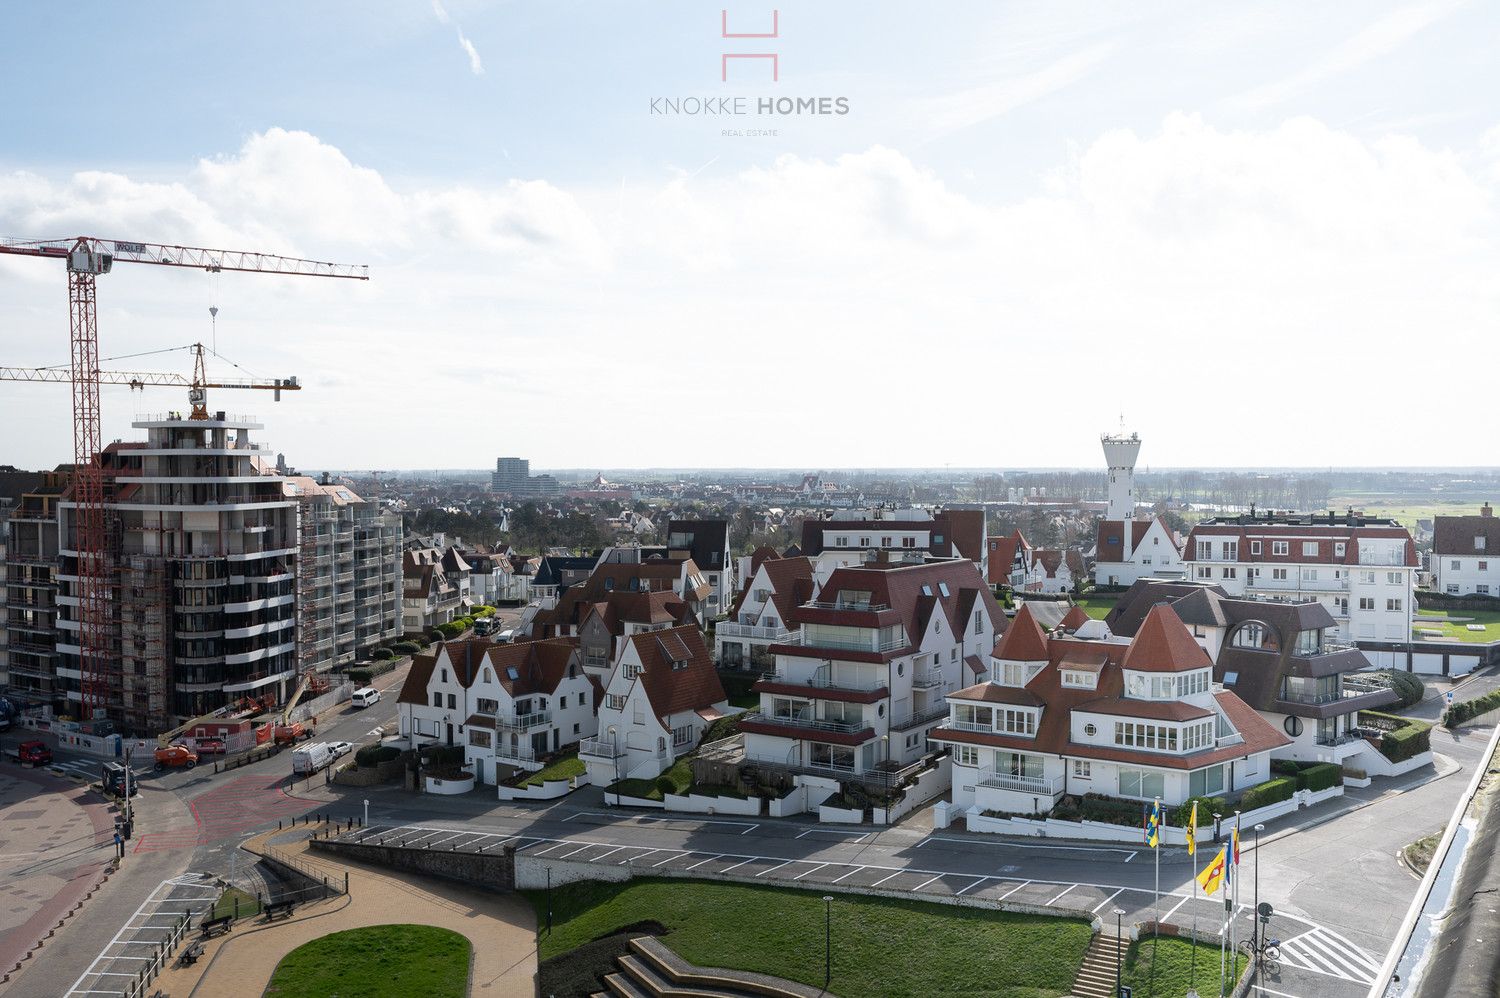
left=344, top=871, right=349, bottom=893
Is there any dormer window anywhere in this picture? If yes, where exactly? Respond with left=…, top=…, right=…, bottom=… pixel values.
left=1061, top=670, right=1097, bottom=690
left=1478, top=536, right=1488, bottom=552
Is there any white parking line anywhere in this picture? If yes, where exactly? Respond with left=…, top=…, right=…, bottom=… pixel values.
left=1046, top=884, right=1076, bottom=905
left=955, top=877, right=988, bottom=896
left=559, top=843, right=594, bottom=859
left=1162, top=895, right=1192, bottom=922
left=624, top=849, right=658, bottom=865
left=652, top=852, right=686, bottom=868
left=756, top=861, right=793, bottom=878
left=719, top=857, right=757, bottom=874
left=796, top=828, right=868, bottom=842
left=685, top=854, right=723, bottom=871
left=870, top=870, right=905, bottom=887
left=996, top=880, right=1031, bottom=901
left=830, top=867, right=863, bottom=884
left=793, top=863, right=828, bottom=882
left=913, top=874, right=943, bottom=892
left=593, top=846, right=624, bottom=861
left=1092, top=887, right=1126, bottom=914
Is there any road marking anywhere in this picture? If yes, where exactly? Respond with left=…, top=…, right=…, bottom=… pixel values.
left=913, top=874, right=943, bottom=892
left=593, top=846, right=624, bottom=861
left=1162, top=895, right=1191, bottom=922
left=923, top=834, right=1137, bottom=859
left=793, top=863, right=829, bottom=882
left=719, top=857, right=757, bottom=874
left=755, top=860, right=793, bottom=878
left=830, top=866, right=863, bottom=884
left=870, top=870, right=905, bottom=887
left=996, top=880, right=1031, bottom=901
left=1092, top=888, right=1125, bottom=914
left=652, top=852, right=685, bottom=868
left=796, top=828, right=868, bottom=842
left=559, top=843, right=594, bottom=859
left=954, top=877, right=988, bottom=896
left=529, top=841, right=572, bottom=857
left=739, top=824, right=758, bottom=835
left=685, top=854, right=723, bottom=871
left=624, top=849, right=658, bottom=864
left=1046, top=884, right=1076, bottom=905
left=1251, top=987, right=1305, bottom=998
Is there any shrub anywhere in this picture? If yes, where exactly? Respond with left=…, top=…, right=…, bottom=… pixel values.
left=427, top=745, right=464, bottom=767
left=436, top=621, right=465, bottom=639
left=1077, top=793, right=1149, bottom=828
left=1239, top=777, right=1295, bottom=812
left=355, top=744, right=401, bottom=767
left=473, top=605, right=496, bottom=618
left=391, top=641, right=423, bottom=656
left=1302, top=762, right=1342, bottom=793
left=1174, top=796, right=1225, bottom=828
left=1383, top=719, right=1433, bottom=762
left=370, top=648, right=395, bottom=661
left=654, top=775, right=676, bottom=798
left=349, top=668, right=372, bottom=685
left=1384, top=671, right=1425, bottom=709
left=430, top=630, right=445, bottom=644
left=700, top=714, right=740, bottom=745
left=1445, top=689, right=1500, bottom=728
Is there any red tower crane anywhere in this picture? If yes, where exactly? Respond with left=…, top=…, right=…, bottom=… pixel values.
left=0, top=236, right=367, bottom=721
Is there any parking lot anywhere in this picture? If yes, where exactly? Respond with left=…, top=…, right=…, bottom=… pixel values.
left=63, top=873, right=219, bottom=998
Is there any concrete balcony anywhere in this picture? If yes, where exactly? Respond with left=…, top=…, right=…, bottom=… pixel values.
left=891, top=702, right=950, bottom=730
left=495, top=710, right=552, bottom=732
left=977, top=770, right=1064, bottom=796
left=911, top=668, right=945, bottom=691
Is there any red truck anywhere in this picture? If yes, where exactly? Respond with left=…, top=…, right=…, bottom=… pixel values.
left=13, top=740, right=53, bottom=766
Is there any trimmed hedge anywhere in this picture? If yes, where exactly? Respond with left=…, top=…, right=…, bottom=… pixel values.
left=427, top=745, right=465, bottom=767
left=391, top=640, right=423, bottom=656
left=1076, top=794, right=1148, bottom=828
left=355, top=744, right=401, bottom=767
left=1302, top=762, right=1342, bottom=792
left=1174, top=796, right=1225, bottom=828
left=1239, top=777, right=1295, bottom=812
left=1382, top=670, right=1426, bottom=710
left=1384, top=721, right=1433, bottom=762
left=1445, top=688, right=1500, bottom=728
left=371, top=647, right=395, bottom=661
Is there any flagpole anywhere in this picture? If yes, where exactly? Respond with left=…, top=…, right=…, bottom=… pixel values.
left=1190, top=812, right=1199, bottom=993
left=1231, top=810, right=1241, bottom=992
left=1151, top=798, right=1161, bottom=998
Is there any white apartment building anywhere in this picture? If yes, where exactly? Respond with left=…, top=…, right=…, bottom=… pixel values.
left=798, top=508, right=989, bottom=580
left=1182, top=512, right=1418, bottom=643
left=1430, top=505, right=1500, bottom=596
left=715, top=554, right=818, bottom=670
left=737, top=558, right=1004, bottom=781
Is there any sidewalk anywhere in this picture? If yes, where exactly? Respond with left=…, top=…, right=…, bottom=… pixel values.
left=152, top=821, right=537, bottom=997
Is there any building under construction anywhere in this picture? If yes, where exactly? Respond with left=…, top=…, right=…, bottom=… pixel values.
left=3, top=410, right=401, bottom=734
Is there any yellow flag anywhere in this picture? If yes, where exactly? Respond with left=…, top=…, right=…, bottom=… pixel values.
left=1197, top=846, right=1227, bottom=897
left=1187, top=802, right=1197, bottom=857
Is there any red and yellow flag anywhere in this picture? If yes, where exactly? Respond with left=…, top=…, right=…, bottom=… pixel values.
left=1197, top=846, right=1227, bottom=897
left=1186, top=802, right=1197, bottom=857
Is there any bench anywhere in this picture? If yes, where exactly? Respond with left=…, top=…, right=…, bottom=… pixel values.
left=179, top=940, right=205, bottom=966
left=264, top=899, right=297, bottom=922
left=200, top=914, right=233, bottom=937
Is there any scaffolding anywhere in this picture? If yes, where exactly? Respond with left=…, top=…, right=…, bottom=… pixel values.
left=119, top=554, right=170, bottom=731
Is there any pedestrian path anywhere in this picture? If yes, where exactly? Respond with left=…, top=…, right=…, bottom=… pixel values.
left=62, top=872, right=220, bottom=998
left=133, top=772, right=312, bottom=853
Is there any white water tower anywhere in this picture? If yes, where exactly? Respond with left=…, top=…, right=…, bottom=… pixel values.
left=1100, top=431, right=1141, bottom=522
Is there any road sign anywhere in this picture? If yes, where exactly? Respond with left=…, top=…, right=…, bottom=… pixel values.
left=1447, top=691, right=1455, bottom=705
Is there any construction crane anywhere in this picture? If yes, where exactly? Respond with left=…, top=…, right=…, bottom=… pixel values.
left=0, top=342, right=301, bottom=419
left=0, top=236, right=367, bottom=723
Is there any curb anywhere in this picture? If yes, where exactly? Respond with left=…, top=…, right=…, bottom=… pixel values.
left=1257, top=756, right=1461, bottom=850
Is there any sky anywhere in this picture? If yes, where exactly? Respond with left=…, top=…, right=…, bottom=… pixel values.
left=0, top=1, right=1496, bottom=473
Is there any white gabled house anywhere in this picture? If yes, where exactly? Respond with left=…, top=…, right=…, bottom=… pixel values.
left=580, top=625, right=728, bottom=787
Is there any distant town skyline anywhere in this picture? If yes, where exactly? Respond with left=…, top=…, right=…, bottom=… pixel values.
left=1, top=2, right=1495, bottom=469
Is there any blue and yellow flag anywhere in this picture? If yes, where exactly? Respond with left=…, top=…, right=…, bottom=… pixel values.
left=1145, top=799, right=1161, bottom=848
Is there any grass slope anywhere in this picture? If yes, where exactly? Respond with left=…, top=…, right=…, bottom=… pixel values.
left=263, top=924, right=470, bottom=998
left=1123, top=935, right=1246, bottom=998
left=1415, top=607, right=1500, bottom=643
left=1075, top=595, right=1119, bottom=620
left=521, top=751, right=585, bottom=788
left=527, top=878, right=1092, bottom=998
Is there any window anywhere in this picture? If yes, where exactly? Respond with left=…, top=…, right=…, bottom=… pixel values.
left=1113, top=722, right=1179, bottom=752
left=1387, top=572, right=1403, bottom=585
left=1359, top=597, right=1375, bottom=610
left=882, top=536, right=892, bottom=547
left=835, top=537, right=848, bottom=547
left=1272, top=541, right=1289, bottom=556
left=1387, top=598, right=1402, bottom=612
left=1083, top=722, right=1097, bottom=736
left=606, top=693, right=626, bottom=711
left=974, top=610, right=983, bottom=635
left=1003, top=709, right=1037, bottom=736
left=482, top=668, right=492, bottom=683
left=440, top=668, right=448, bottom=683
left=1196, top=567, right=1212, bottom=580
left=432, top=691, right=442, bottom=707
left=1250, top=540, right=1262, bottom=555
left=476, top=697, right=498, bottom=714
left=901, top=536, right=917, bottom=548
left=468, top=728, right=491, bottom=748
left=1448, top=584, right=1461, bottom=594
left=633, top=701, right=644, bottom=724
left=955, top=745, right=980, bottom=767
left=623, top=662, right=641, bottom=680
left=1072, top=760, right=1091, bottom=779
left=1480, top=585, right=1492, bottom=596
left=954, top=704, right=994, bottom=729
left=672, top=724, right=693, bottom=747
left=1302, top=542, right=1319, bottom=557
left=1479, top=536, right=1489, bottom=552
left=1452, top=560, right=1461, bottom=571
left=1481, top=562, right=1490, bottom=572
left=1118, top=768, right=1165, bottom=800
left=559, top=696, right=567, bottom=709
left=1223, top=567, right=1237, bottom=579
left=1272, top=567, right=1288, bottom=580
left=1334, top=542, right=1346, bottom=557
left=1062, top=670, right=1098, bottom=690
left=446, top=693, right=456, bottom=709
left=1360, top=570, right=1376, bottom=584
left=1189, top=765, right=1225, bottom=798
left=1232, top=623, right=1269, bottom=650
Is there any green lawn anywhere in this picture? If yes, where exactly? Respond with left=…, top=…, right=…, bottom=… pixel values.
left=1075, top=595, right=1119, bottom=620
left=527, top=878, right=1092, bottom=998
left=212, top=886, right=260, bottom=921
left=1123, top=935, right=1246, bottom=998
left=1414, top=607, right=1500, bottom=643
left=264, top=924, right=470, bottom=998
left=609, top=758, right=693, bottom=801
left=520, top=751, right=584, bottom=788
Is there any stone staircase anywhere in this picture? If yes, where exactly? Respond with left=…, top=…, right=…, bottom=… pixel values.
left=590, top=935, right=834, bottom=998
left=1072, top=932, right=1128, bottom=998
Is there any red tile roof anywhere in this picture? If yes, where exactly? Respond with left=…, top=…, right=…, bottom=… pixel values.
left=993, top=604, right=1050, bottom=661
left=1120, top=605, right=1213, bottom=674
left=1059, top=605, right=1091, bottom=631
left=628, top=625, right=727, bottom=725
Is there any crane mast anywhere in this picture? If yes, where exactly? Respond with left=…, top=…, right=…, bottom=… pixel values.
left=0, top=235, right=366, bottom=725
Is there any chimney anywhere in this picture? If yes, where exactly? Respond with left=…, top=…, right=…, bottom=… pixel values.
left=1484, top=503, right=1493, bottom=518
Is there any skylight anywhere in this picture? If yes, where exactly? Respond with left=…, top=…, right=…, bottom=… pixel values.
left=938, top=582, right=950, bottom=597
left=921, top=585, right=933, bottom=597
left=506, top=667, right=519, bottom=681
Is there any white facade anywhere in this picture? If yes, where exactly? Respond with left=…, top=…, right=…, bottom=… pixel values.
left=1101, top=431, right=1142, bottom=522
left=1094, top=519, right=1184, bottom=588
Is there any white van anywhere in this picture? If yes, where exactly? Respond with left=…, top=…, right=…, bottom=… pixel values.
left=291, top=742, right=333, bottom=775
left=495, top=629, right=515, bottom=644
left=352, top=687, right=381, bottom=708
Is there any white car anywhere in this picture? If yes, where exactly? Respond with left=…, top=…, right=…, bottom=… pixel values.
left=327, top=740, right=354, bottom=759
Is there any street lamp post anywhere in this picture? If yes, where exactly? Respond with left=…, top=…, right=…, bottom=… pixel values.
left=823, top=895, right=834, bottom=989
left=608, top=725, right=620, bottom=784
left=880, top=734, right=889, bottom=810
left=1253, top=823, right=1265, bottom=960
left=1113, top=907, right=1126, bottom=998
left=363, top=798, right=370, bottom=827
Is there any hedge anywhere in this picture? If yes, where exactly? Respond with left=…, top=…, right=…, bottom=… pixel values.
left=473, top=605, right=496, bottom=618
left=1383, top=671, right=1425, bottom=710
left=349, top=668, right=372, bottom=685
left=355, top=744, right=401, bottom=767
left=1174, top=796, right=1225, bottom=828
left=1383, top=720, right=1433, bottom=762
left=1445, top=688, right=1500, bottom=728
left=370, top=647, right=395, bottom=661
left=1239, top=777, right=1295, bottom=812
left=1268, top=761, right=1341, bottom=793
left=391, top=640, right=423, bottom=656
left=1074, top=794, right=1148, bottom=828
left=427, top=745, right=465, bottom=767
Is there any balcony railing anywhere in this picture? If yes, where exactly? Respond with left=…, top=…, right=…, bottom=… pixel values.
left=496, top=710, right=552, bottom=732
left=891, top=703, right=951, bottom=730
left=1316, top=731, right=1367, bottom=747
left=977, top=770, right=1065, bottom=796
left=716, top=621, right=793, bottom=642
left=804, top=600, right=891, bottom=612
left=494, top=742, right=538, bottom=764
left=579, top=737, right=626, bottom=759
left=1341, top=675, right=1389, bottom=695
left=911, top=669, right=945, bottom=691
left=739, top=710, right=867, bottom=735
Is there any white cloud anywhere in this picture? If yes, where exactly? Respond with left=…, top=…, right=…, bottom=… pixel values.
left=907, top=41, right=1115, bottom=138
left=0, top=118, right=1494, bottom=470
left=429, top=0, right=450, bottom=25
left=1232, top=0, right=1469, bottom=110
left=458, top=32, right=484, bottom=75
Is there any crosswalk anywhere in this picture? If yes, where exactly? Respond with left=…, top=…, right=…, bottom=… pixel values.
left=48, top=758, right=105, bottom=783
left=1276, top=925, right=1384, bottom=984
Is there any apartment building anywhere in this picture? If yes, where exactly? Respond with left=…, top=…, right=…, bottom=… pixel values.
left=666, top=519, right=734, bottom=617
left=2, top=468, right=69, bottom=706
left=1181, top=510, right=1418, bottom=643
left=580, top=624, right=727, bottom=786
left=737, top=558, right=1005, bottom=781
left=932, top=604, right=1287, bottom=815
left=798, top=508, right=988, bottom=579
left=986, top=529, right=1032, bottom=589
left=1430, top=504, right=1500, bottom=596
left=716, top=554, right=818, bottom=670
left=402, top=546, right=472, bottom=633
left=1105, top=580, right=1399, bottom=771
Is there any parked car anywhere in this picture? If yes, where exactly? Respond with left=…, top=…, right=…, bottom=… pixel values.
left=13, top=740, right=52, bottom=766
left=327, top=740, right=354, bottom=759
left=291, top=742, right=334, bottom=775
left=153, top=743, right=198, bottom=770
left=351, top=687, right=381, bottom=708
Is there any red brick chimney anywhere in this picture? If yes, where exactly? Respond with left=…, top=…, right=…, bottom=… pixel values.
left=1483, top=503, right=1493, bottom=518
